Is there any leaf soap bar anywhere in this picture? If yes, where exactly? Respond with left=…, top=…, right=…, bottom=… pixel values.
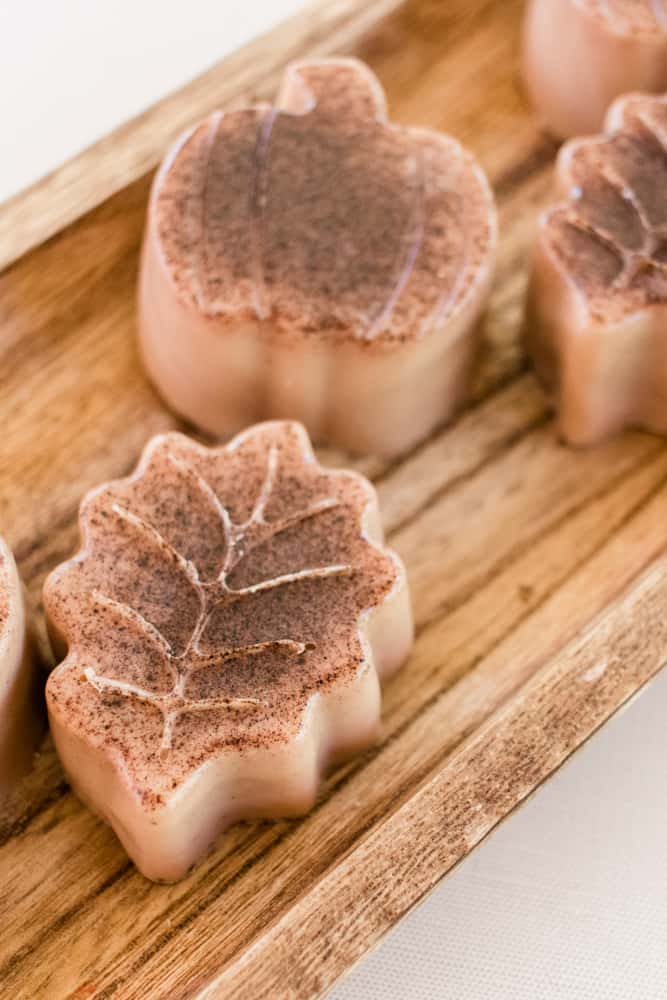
left=523, top=0, right=667, bottom=138
left=139, top=58, right=497, bottom=458
left=526, top=93, right=667, bottom=445
left=44, top=422, right=413, bottom=882
left=0, top=536, right=43, bottom=796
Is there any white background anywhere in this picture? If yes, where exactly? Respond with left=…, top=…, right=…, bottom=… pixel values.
left=332, top=671, right=667, bottom=1000
left=1, top=3, right=666, bottom=998
left=0, top=0, right=304, bottom=202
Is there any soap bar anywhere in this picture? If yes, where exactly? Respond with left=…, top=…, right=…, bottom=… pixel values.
left=522, top=0, right=667, bottom=138
left=0, top=535, right=42, bottom=795
left=44, top=422, right=413, bottom=881
left=139, top=58, right=497, bottom=458
left=526, top=93, right=667, bottom=445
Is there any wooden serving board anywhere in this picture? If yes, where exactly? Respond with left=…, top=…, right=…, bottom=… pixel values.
left=1, top=1, right=666, bottom=996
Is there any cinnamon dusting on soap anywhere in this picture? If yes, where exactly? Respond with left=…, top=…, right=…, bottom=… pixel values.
left=45, top=423, right=404, bottom=808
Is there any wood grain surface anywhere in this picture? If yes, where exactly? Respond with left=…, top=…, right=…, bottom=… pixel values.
left=0, top=0, right=665, bottom=997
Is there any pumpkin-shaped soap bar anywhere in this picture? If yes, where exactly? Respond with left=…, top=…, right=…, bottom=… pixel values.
left=526, top=93, right=667, bottom=444
left=523, top=0, right=667, bottom=138
left=44, top=422, right=412, bottom=881
left=139, top=58, right=497, bottom=457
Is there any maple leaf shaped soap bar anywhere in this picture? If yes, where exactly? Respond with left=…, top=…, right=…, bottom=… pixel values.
left=523, top=0, right=667, bottom=138
left=0, top=535, right=43, bottom=796
left=139, top=58, right=497, bottom=458
left=44, top=422, right=412, bottom=882
left=526, top=93, right=667, bottom=445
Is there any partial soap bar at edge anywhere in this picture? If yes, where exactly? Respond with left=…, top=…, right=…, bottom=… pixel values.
left=44, top=421, right=413, bottom=882
left=139, top=57, right=497, bottom=458
left=525, top=92, right=667, bottom=445
left=522, top=0, right=667, bottom=138
left=0, top=535, right=44, bottom=800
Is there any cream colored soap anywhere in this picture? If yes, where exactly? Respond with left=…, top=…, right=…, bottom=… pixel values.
left=139, top=58, right=497, bottom=457
left=0, top=535, right=43, bottom=796
left=523, top=0, right=667, bottom=138
left=526, top=93, right=667, bottom=445
left=44, top=422, right=413, bottom=882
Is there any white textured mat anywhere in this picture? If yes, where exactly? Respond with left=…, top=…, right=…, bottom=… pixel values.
left=330, top=668, right=667, bottom=1000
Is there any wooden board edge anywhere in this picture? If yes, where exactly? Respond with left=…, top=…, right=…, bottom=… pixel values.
left=0, top=0, right=405, bottom=274
left=203, top=551, right=667, bottom=999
